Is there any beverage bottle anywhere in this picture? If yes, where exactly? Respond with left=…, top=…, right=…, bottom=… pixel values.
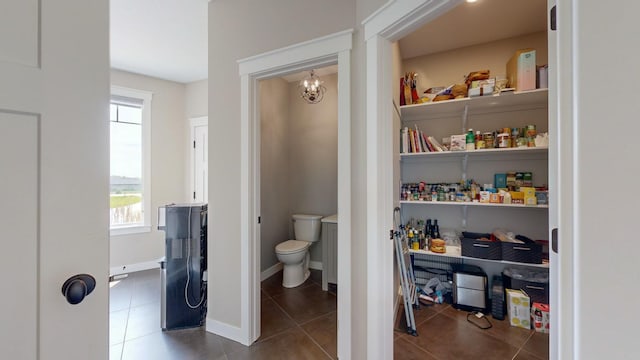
left=466, top=129, right=475, bottom=150
left=433, top=219, right=441, bottom=239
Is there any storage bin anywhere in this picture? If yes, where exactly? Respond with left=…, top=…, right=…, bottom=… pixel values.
left=501, top=241, right=543, bottom=264
left=503, top=267, right=549, bottom=304
left=461, top=232, right=502, bottom=260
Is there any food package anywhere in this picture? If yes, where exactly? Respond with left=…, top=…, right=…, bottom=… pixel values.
left=531, top=303, right=550, bottom=333
left=465, top=70, right=490, bottom=86
left=451, top=84, right=468, bottom=99
left=433, top=94, right=454, bottom=102
left=507, top=49, right=536, bottom=91
left=450, top=134, right=466, bottom=151
left=506, top=289, right=531, bottom=329
left=430, top=238, right=446, bottom=253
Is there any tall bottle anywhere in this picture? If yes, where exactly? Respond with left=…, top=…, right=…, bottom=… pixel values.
left=466, top=128, right=475, bottom=151
left=433, top=219, right=441, bottom=239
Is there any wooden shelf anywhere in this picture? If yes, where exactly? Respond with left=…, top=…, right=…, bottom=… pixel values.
left=408, top=247, right=549, bottom=269
left=400, top=200, right=548, bottom=209
left=400, top=88, right=548, bottom=121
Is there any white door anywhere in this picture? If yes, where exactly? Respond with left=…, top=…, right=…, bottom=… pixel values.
left=0, top=1, right=109, bottom=359
left=191, top=117, right=208, bottom=203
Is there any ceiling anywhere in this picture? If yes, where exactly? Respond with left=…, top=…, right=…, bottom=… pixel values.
left=399, top=0, right=547, bottom=60
left=110, top=0, right=546, bottom=83
left=110, top=0, right=208, bottom=84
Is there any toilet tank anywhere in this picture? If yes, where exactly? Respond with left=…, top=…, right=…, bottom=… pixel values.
left=292, top=214, right=323, bottom=242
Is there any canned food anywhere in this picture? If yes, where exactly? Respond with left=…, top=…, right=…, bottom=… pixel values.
left=483, top=132, right=494, bottom=148
left=497, top=133, right=510, bottom=148
left=476, top=140, right=486, bottom=149
left=526, top=124, right=537, bottom=138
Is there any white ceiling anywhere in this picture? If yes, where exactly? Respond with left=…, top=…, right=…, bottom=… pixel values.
left=399, top=0, right=547, bottom=60
left=110, top=0, right=208, bottom=84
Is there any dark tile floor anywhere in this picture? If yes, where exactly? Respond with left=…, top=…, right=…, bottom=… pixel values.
left=110, top=269, right=548, bottom=359
left=109, top=269, right=337, bottom=360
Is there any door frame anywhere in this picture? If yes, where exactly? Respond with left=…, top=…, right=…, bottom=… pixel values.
left=237, top=29, right=353, bottom=356
left=362, top=0, right=571, bottom=358
left=189, top=116, right=208, bottom=203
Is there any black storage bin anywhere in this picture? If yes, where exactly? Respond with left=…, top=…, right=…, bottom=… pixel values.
left=502, top=267, right=549, bottom=304
left=461, top=232, right=502, bottom=260
left=501, top=241, right=543, bottom=264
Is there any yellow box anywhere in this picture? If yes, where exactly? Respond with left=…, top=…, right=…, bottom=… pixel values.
left=506, top=289, right=530, bottom=329
left=520, top=187, right=537, bottom=205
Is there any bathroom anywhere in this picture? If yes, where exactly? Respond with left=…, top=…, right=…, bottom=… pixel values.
left=259, top=65, right=338, bottom=282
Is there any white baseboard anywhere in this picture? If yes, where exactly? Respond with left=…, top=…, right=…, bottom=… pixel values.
left=110, top=260, right=160, bottom=276
left=260, top=263, right=283, bottom=281
left=206, top=317, right=251, bottom=346
left=309, top=260, right=323, bottom=271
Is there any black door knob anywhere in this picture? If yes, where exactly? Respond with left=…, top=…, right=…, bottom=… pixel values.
left=62, top=274, right=96, bottom=305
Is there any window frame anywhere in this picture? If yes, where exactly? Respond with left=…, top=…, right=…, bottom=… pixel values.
left=109, top=85, right=153, bottom=236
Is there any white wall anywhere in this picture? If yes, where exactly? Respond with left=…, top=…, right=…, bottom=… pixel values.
left=573, top=1, right=640, bottom=358
left=289, top=73, right=338, bottom=263
left=207, top=0, right=356, bottom=332
left=402, top=31, right=547, bottom=94
left=186, top=79, right=208, bottom=118
left=110, top=69, right=188, bottom=269
left=260, top=77, right=291, bottom=271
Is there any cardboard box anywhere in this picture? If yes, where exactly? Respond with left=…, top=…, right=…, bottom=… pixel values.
left=469, top=85, right=494, bottom=97
left=450, top=134, right=466, bottom=151
left=495, top=173, right=507, bottom=189
left=506, top=289, right=531, bottom=329
left=479, top=191, right=491, bottom=203
left=520, top=187, right=537, bottom=205
left=507, top=49, right=536, bottom=91
left=531, top=303, right=550, bottom=333
left=510, top=191, right=524, bottom=204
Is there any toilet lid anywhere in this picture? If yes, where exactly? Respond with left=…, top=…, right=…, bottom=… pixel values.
left=276, top=240, right=309, bottom=254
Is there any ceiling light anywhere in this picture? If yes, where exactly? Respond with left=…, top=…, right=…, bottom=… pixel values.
left=299, top=70, right=326, bottom=104
left=466, top=0, right=478, bottom=3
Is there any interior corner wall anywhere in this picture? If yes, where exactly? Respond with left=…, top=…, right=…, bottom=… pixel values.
left=208, top=0, right=356, bottom=330
left=402, top=31, right=548, bottom=93
left=110, top=69, right=188, bottom=269
left=186, top=79, right=208, bottom=119
left=259, top=77, right=291, bottom=272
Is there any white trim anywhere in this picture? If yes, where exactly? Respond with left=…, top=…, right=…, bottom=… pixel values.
left=206, top=318, right=246, bottom=345
left=362, top=0, right=461, bottom=41
left=109, top=225, right=151, bottom=237
left=238, top=29, right=353, bottom=76
left=260, top=263, right=283, bottom=281
left=235, top=30, right=353, bottom=358
left=555, top=0, right=575, bottom=358
left=309, top=261, right=323, bottom=271
left=109, top=85, right=153, bottom=231
left=109, top=260, right=160, bottom=276
left=189, top=116, right=208, bottom=203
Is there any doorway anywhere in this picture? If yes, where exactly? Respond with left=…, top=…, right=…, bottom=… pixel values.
left=236, top=29, right=353, bottom=356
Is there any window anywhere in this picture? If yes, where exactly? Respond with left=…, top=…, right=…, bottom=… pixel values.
left=110, top=86, right=152, bottom=236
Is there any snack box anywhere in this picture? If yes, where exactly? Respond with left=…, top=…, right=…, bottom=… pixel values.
left=506, top=289, right=531, bottom=329
left=469, top=85, right=494, bottom=97
left=531, top=303, right=550, bottom=333
left=510, top=191, right=524, bottom=204
left=507, top=49, right=536, bottom=91
left=450, top=134, right=467, bottom=151
left=520, top=187, right=537, bottom=205
left=495, top=173, right=507, bottom=189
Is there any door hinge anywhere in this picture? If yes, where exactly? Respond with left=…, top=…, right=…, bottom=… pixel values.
left=550, top=6, right=556, bottom=31
left=193, top=140, right=196, bottom=148
left=258, top=216, right=261, bottom=224
left=390, top=229, right=394, bottom=240
left=552, top=228, right=558, bottom=253
left=193, top=191, right=196, bottom=200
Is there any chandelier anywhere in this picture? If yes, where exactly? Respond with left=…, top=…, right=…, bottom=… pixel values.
left=299, top=70, right=326, bottom=104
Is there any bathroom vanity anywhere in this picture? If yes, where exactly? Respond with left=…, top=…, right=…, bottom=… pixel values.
left=321, top=214, right=338, bottom=291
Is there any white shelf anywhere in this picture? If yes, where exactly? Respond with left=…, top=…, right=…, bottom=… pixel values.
left=408, top=247, right=549, bottom=269
left=400, top=88, right=548, bottom=121
left=400, top=145, right=548, bottom=161
left=400, top=200, right=548, bottom=209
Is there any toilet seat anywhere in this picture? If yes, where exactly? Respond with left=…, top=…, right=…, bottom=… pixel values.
left=275, top=240, right=309, bottom=254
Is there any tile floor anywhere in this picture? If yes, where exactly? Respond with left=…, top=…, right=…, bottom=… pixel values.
left=110, top=269, right=548, bottom=359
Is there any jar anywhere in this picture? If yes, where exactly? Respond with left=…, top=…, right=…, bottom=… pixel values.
left=483, top=132, right=494, bottom=148
left=525, top=124, right=537, bottom=138
left=497, top=133, right=510, bottom=148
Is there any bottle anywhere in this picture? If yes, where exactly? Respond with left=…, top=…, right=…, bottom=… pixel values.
left=466, top=129, right=475, bottom=151
left=425, top=219, right=432, bottom=237
left=433, top=219, right=441, bottom=239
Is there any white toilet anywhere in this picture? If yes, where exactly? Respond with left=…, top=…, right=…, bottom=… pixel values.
left=275, top=214, right=323, bottom=288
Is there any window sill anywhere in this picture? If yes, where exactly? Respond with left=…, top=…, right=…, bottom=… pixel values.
left=110, top=225, right=152, bottom=237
